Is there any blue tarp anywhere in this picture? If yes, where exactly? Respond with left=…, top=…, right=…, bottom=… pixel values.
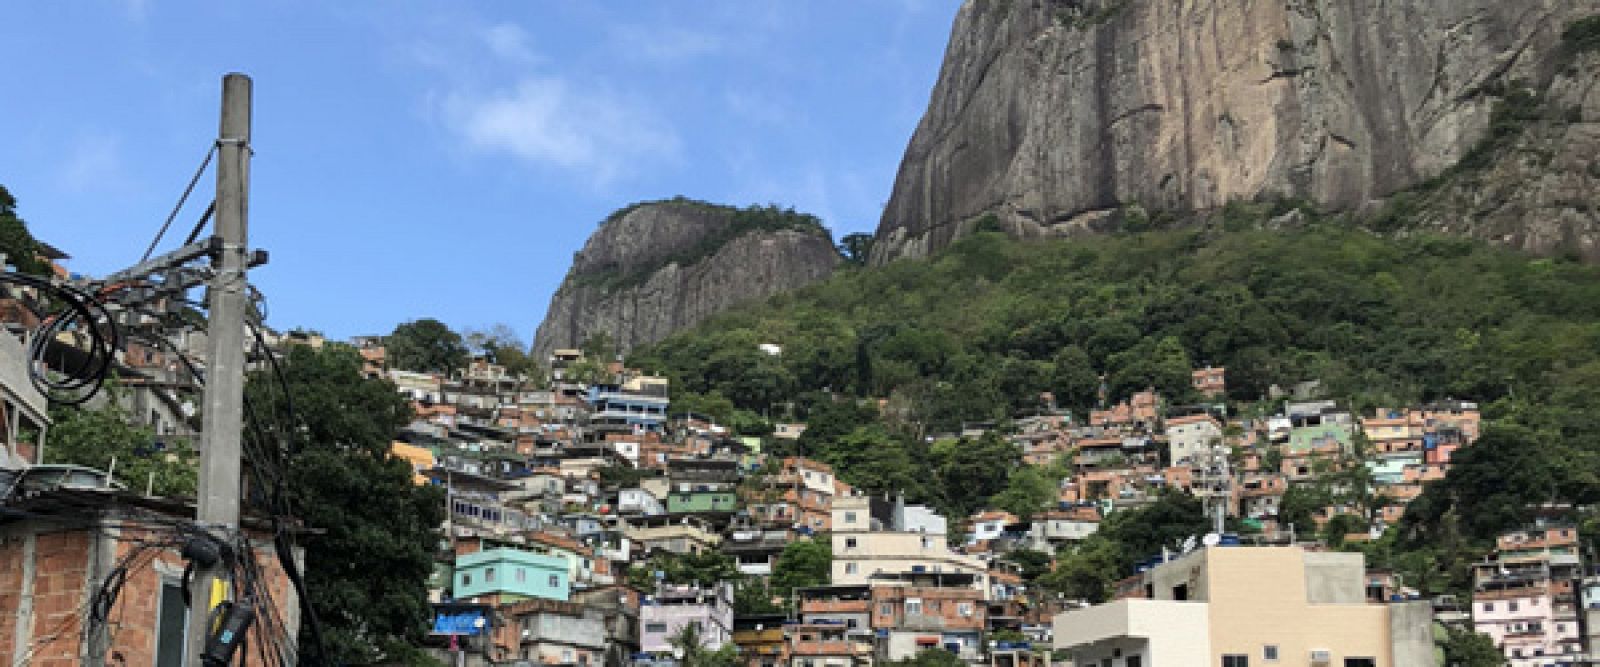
left=432, top=610, right=486, bottom=635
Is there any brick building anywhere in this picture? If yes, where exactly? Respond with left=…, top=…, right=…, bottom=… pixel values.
left=0, top=486, right=301, bottom=667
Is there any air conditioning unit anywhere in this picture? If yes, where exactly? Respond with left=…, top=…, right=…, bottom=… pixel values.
left=1310, top=649, right=1331, bottom=663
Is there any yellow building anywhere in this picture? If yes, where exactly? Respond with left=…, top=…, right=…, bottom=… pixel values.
left=1053, top=546, right=1435, bottom=666
left=390, top=441, right=436, bottom=485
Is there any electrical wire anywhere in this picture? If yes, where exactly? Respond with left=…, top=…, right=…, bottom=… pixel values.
left=0, top=272, right=120, bottom=405
left=132, top=312, right=333, bottom=666
left=140, top=145, right=217, bottom=263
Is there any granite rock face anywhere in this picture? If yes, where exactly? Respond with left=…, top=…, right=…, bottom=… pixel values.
left=872, top=0, right=1598, bottom=263
left=1410, top=49, right=1600, bottom=260
left=532, top=201, right=841, bottom=361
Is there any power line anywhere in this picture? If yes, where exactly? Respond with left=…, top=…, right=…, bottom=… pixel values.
left=140, top=145, right=217, bottom=264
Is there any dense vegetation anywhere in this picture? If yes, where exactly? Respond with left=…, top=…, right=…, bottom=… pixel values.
left=631, top=216, right=1600, bottom=595
left=248, top=344, right=446, bottom=665
left=576, top=197, right=834, bottom=291
left=0, top=184, right=51, bottom=276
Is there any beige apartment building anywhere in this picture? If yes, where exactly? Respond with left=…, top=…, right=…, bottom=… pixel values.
left=830, top=494, right=987, bottom=589
left=1053, top=546, right=1435, bottom=666
left=625, top=515, right=721, bottom=555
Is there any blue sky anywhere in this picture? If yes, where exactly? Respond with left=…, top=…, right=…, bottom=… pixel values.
left=0, top=1, right=957, bottom=342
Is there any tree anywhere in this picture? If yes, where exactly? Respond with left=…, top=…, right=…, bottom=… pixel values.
left=817, top=426, right=929, bottom=501
left=628, top=551, right=741, bottom=589
left=43, top=398, right=195, bottom=497
left=770, top=539, right=831, bottom=601
left=0, top=184, right=50, bottom=276
left=249, top=344, right=444, bottom=665
left=1440, top=627, right=1504, bottom=666
left=1322, top=513, right=1367, bottom=549
left=463, top=323, right=539, bottom=378
left=669, top=621, right=740, bottom=667
left=1278, top=484, right=1330, bottom=537
left=733, top=578, right=783, bottom=615
left=1038, top=537, right=1121, bottom=603
left=1001, top=549, right=1053, bottom=583
left=837, top=232, right=876, bottom=266
left=386, top=318, right=468, bottom=374
left=935, top=432, right=1021, bottom=519
left=991, top=466, right=1058, bottom=521
left=1096, top=489, right=1210, bottom=573
left=1049, top=345, right=1100, bottom=411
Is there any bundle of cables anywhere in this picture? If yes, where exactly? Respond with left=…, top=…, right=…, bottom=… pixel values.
left=0, top=271, right=120, bottom=405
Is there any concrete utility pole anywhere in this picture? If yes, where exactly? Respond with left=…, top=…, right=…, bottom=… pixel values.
left=186, top=72, right=252, bottom=667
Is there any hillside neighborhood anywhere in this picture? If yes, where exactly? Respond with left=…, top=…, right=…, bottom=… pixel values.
left=5, top=3, right=1600, bottom=667
left=4, top=237, right=1579, bottom=667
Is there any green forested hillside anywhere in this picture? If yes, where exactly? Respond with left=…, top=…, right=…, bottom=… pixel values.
left=636, top=217, right=1600, bottom=428
left=630, top=213, right=1600, bottom=590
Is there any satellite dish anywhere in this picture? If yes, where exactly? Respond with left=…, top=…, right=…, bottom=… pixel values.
left=1202, top=533, right=1222, bottom=547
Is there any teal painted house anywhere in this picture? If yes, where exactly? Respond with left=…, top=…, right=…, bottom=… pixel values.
left=667, top=491, right=738, bottom=514
left=452, top=548, right=570, bottom=602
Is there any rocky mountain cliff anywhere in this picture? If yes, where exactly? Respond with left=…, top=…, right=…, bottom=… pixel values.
left=872, top=0, right=1600, bottom=263
left=532, top=199, right=841, bottom=361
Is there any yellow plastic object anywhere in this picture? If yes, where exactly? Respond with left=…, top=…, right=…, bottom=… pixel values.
left=209, top=578, right=229, bottom=630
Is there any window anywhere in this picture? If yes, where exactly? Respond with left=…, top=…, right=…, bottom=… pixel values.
left=646, top=623, right=668, bottom=633
left=462, top=574, right=472, bottom=586
left=1263, top=645, right=1279, bottom=661
left=516, top=568, right=526, bottom=583
left=905, top=598, right=923, bottom=615
left=958, top=602, right=973, bottom=617
left=549, top=575, right=560, bottom=587
left=1508, top=601, right=1519, bottom=612
left=1222, top=655, right=1249, bottom=667
left=486, top=567, right=496, bottom=582
left=562, top=650, right=574, bottom=663
left=1481, top=602, right=1494, bottom=612
left=1126, top=657, right=1142, bottom=667
left=155, top=581, right=188, bottom=667
left=1343, top=660, right=1375, bottom=667
left=845, top=511, right=857, bottom=524
left=845, top=537, right=858, bottom=549
left=845, top=563, right=858, bottom=574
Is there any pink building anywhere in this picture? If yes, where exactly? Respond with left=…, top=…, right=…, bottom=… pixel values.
left=639, top=582, right=734, bottom=656
left=1473, top=525, right=1585, bottom=665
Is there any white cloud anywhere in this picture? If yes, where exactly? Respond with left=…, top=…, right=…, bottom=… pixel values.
left=483, top=23, right=537, bottom=64
left=440, top=77, right=679, bottom=187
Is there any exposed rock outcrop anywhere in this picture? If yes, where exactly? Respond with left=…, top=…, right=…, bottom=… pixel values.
left=872, top=0, right=1599, bottom=263
left=1409, top=49, right=1600, bottom=259
left=532, top=200, right=841, bottom=361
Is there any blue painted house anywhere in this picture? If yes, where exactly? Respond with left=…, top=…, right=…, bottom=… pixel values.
left=452, top=548, right=571, bottom=602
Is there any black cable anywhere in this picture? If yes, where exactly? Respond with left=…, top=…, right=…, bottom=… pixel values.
left=0, top=272, right=120, bottom=405
left=182, top=201, right=216, bottom=247
left=140, top=145, right=216, bottom=263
